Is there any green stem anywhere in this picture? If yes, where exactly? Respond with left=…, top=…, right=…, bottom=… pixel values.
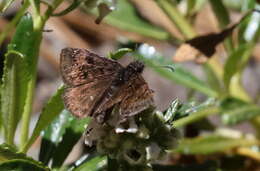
left=19, top=0, right=64, bottom=150
left=5, top=59, right=17, bottom=145
left=0, top=0, right=30, bottom=45
left=20, top=16, right=45, bottom=150
left=156, top=0, right=196, bottom=39
left=20, top=75, right=38, bottom=148
left=173, top=106, right=220, bottom=128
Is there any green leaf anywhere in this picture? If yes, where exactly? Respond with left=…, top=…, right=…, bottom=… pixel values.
left=221, top=99, right=260, bottom=125
left=0, top=144, right=48, bottom=170
left=223, top=43, right=253, bottom=88
left=21, top=86, right=65, bottom=153
left=52, top=0, right=82, bottom=16
left=1, top=14, right=34, bottom=145
left=39, top=109, right=90, bottom=167
left=203, top=64, right=223, bottom=94
left=136, top=44, right=218, bottom=97
left=0, top=159, right=48, bottom=171
left=209, top=0, right=230, bottom=28
left=186, top=0, right=207, bottom=16
left=108, top=48, right=133, bottom=60
left=73, top=156, right=107, bottom=171
left=97, top=0, right=170, bottom=40
left=0, top=0, right=15, bottom=12
left=164, top=99, right=180, bottom=123
left=172, top=99, right=219, bottom=128
left=238, top=7, right=260, bottom=44
left=153, top=160, right=219, bottom=171
left=51, top=111, right=90, bottom=167
left=172, top=135, right=259, bottom=155
left=39, top=110, right=71, bottom=165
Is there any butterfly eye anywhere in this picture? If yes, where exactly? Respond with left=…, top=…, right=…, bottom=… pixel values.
left=87, top=58, right=94, bottom=64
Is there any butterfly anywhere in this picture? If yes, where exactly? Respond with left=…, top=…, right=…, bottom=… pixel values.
left=60, top=48, right=154, bottom=124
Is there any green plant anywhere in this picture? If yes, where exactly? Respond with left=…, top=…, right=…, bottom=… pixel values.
left=0, top=0, right=260, bottom=170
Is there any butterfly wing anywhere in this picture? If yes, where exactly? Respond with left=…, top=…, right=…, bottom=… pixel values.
left=118, top=75, right=154, bottom=122
left=60, top=48, right=123, bottom=86
left=60, top=48, right=123, bottom=118
left=63, top=78, right=114, bottom=118
left=92, top=74, right=154, bottom=123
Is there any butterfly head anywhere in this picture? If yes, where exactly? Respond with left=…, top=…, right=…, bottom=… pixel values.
left=127, top=61, right=144, bottom=73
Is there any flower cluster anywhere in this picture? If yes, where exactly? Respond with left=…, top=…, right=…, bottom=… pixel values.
left=84, top=107, right=180, bottom=169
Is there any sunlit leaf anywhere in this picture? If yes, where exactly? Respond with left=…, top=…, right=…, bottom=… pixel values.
left=153, top=160, right=219, bottom=171
left=73, top=156, right=107, bottom=171
left=172, top=135, right=259, bottom=154
left=0, top=0, right=15, bottom=13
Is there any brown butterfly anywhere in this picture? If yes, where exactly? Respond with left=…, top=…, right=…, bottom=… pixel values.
left=60, top=48, right=154, bottom=124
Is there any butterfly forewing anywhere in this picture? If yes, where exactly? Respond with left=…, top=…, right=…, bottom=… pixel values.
left=60, top=48, right=123, bottom=86
left=61, top=48, right=123, bottom=118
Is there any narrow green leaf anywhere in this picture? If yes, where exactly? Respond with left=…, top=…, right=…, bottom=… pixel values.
left=155, top=0, right=196, bottom=39
left=92, top=0, right=170, bottom=40
left=186, top=0, right=207, bottom=16
left=209, top=0, right=230, bottom=28
left=153, top=160, right=219, bottom=171
left=21, top=86, right=65, bottom=153
left=74, top=156, right=107, bottom=171
left=203, top=64, right=223, bottom=94
left=164, top=99, right=180, bottom=123
left=222, top=105, right=260, bottom=125
left=238, top=8, right=260, bottom=44
left=172, top=135, right=259, bottom=155
left=223, top=43, right=253, bottom=88
left=52, top=0, right=82, bottom=16
left=0, top=0, right=15, bottom=12
left=136, top=44, right=218, bottom=97
left=108, top=48, right=133, bottom=60
left=1, top=14, right=34, bottom=145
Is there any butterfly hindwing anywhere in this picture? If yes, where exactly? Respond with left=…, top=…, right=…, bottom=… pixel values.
left=63, top=78, right=113, bottom=118
left=118, top=75, right=154, bottom=122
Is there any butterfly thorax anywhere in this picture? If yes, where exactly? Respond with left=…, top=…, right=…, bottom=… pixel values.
left=115, top=61, right=144, bottom=85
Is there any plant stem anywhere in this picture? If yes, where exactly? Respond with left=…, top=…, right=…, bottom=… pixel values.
left=20, top=74, right=38, bottom=148
left=173, top=106, right=220, bottom=128
left=156, top=0, right=196, bottom=39
left=0, top=0, right=30, bottom=46
left=19, top=0, right=65, bottom=150
left=5, top=59, right=17, bottom=145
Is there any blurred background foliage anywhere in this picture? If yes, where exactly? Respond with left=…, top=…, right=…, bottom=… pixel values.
left=0, top=0, right=260, bottom=170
